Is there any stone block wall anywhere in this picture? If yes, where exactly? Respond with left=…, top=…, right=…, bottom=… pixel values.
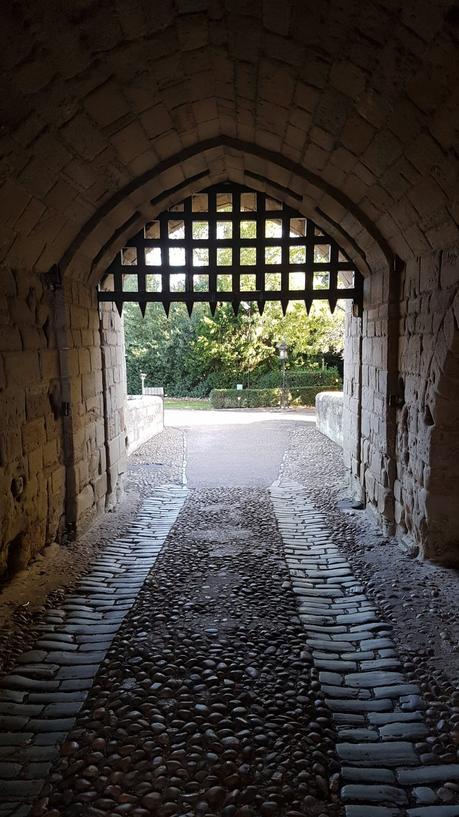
left=99, top=302, right=128, bottom=512
left=0, top=268, right=65, bottom=575
left=0, top=274, right=128, bottom=577
left=342, top=301, right=362, bottom=499
left=60, top=288, right=127, bottom=532
left=0, top=0, right=457, bottom=573
left=359, top=266, right=398, bottom=533
left=126, top=396, right=164, bottom=456
left=59, top=280, right=105, bottom=534
left=343, top=267, right=397, bottom=531
left=396, top=245, right=459, bottom=563
left=316, top=392, right=343, bottom=448
left=343, top=247, right=459, bottom=564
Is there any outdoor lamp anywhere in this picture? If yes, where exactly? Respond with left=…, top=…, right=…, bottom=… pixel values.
left=276, top=341, right=289, bottom=409
left=277, top=341, right=288, bottom=360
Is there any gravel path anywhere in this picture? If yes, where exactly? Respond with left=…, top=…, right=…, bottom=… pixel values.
left=127, top=427, right=185, bottom=496
left=38, top=489, right=341, bottom=817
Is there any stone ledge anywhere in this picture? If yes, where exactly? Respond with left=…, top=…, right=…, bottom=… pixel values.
left=316, top=391, right=343, bottom=447
left=126, top=395, right=164, bottom=456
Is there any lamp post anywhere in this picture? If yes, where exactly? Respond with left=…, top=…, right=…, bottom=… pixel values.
left=140, top=372, right=147, bottom=395
left=277, top=341, right=288, bottom=410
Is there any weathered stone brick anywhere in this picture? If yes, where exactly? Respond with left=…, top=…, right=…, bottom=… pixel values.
left=440, top=248, right=459, bottom=290
left=330, top=60, right=367, bottom=99
left=22, top=418, right=46, bottom=453
left=5, top=352, right=41, bottom=387
left=419, top=252, right=440, bottom=293
left=0, top=354, right=5, bottom=391
left=28, top=446, right=44, bottom=476
left=110, top=121, right=151, bottom=164
left=60, top=115, right=105, bottom=164
left=84, top=81, right=131, bottom=127
left=76, top=483, right=95, bottom=520
left=43, top=439, right=58, bottom=469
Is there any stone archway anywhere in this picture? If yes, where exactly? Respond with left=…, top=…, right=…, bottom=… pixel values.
left=53, top=164, right=383, bottom=546
left=1, top=0, right=459, bottom=573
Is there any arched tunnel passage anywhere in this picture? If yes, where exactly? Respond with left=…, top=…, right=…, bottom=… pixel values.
left=39, top=168, right=378, bottom=558
left=0, top=1, right=459, bottom=811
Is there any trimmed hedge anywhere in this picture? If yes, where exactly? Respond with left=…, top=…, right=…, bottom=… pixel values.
left=289, top=387, right=329, bottom=406
left=210, top=388, right=281, bottom=409
left=209, top=387, right=341, bottom=409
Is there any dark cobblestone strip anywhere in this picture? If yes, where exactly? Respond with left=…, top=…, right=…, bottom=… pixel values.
left=270, top=480, right=459, bottom=817
left=30, top=488, right=343, bottom=817
left=0, top=485, right=187, bottom=817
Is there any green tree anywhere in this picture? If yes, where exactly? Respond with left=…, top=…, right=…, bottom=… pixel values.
left=122, top=216, right=345, bottom=395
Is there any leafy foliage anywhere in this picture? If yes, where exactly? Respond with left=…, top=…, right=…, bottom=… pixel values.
left=254, top=368, right=341, bottom=389
left=124, top=298, right=345, bottom=396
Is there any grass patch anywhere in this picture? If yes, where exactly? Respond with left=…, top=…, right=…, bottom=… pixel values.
left=164, top=398, right=212, bottom=410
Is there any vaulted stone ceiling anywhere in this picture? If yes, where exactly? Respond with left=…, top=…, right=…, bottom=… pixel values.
left=0, top=0, right=458, bottom=279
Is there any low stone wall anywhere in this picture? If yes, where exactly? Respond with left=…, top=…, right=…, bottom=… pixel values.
left=126, top=396, right=164, bottom=456
left=315, top=391, right=343, bottom=448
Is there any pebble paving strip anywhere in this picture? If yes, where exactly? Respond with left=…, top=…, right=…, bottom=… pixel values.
left=0, top=485, right=187, bottom=817
left=270, top=479, right=459, bottom=817
left=30, top=488, right=343, bottom=817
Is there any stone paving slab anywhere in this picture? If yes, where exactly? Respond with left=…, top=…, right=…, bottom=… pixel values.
left=271, top=479, right=459, bottom=816
left=0, top=485, right=187, bottom=813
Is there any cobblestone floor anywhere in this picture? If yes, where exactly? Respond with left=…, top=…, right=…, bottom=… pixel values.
left=272, top=479, right=459, bottom=815
left=0, top=486, right=187, bottom=817
left=0, top=427, right=185, bottom=677
left=32, top=489, right=342, bottom=817
left=0, top=421, right=458, bottom=817
left=280, top=425, right=459, bottom=772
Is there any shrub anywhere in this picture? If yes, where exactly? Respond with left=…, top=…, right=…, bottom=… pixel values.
left=210, top=388, right=282, bottom=409
left=209, top=386, right=342, bottom=409
left=188, top=379, right=212, bottom=398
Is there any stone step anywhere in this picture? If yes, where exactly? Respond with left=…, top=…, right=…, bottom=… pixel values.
left=341, top=783, right=408, bottom=805
left=338, top=740, right=419, bottom=766
left=397, top=765, right=459, bottom=785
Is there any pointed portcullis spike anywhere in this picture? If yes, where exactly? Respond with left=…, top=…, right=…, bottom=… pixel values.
left=139, top=301, right=147, bottom=317
left=162, top=300, right=170, bottom=317
left=186, top=301, right=194, bottom=317
left=328, top=294, right=337, bottom=314
left=209, top=301, right=217, bottom=317
left=257, top=297, right=265, bottom=316
left=304, top=294, right=313, bottom=315
left=281, top=297, right=289, bottom=316
left=232, top=300, right=240, bottom=316
left=115, top=298, right=124, bottom=317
